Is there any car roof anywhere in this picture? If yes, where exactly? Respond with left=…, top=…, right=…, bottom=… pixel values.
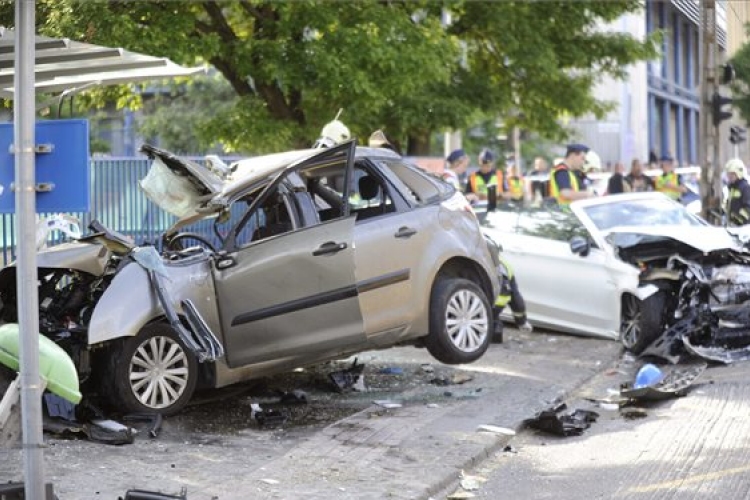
left=223, top=145, right=401, bottom=197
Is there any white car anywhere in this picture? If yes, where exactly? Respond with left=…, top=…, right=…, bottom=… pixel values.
left=478, top=192, right=750, bottom=358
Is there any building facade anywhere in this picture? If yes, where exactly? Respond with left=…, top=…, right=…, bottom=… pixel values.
left=570, top=0, right=739, bottom=169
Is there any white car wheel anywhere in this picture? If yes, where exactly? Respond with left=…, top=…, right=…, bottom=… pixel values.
left=445, top=289, right=490, bottom=352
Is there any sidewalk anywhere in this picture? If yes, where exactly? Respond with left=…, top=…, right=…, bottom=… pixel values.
left=197, top=334, right=622, bottom=499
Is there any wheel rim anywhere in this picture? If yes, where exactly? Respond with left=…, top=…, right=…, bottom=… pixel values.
left=129, top=335, right=190, bottom=410
left=445, top=288, right=489, bottom=352
left=621, top=295, right=641, bottom=348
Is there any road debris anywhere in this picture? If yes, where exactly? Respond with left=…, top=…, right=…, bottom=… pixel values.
left=476, top=424, right=516, bottom=436
left=430, top=373, right=474, bottom=386
left=123, top=487, right=188, bottom=499
left=278, top=390, right=309, bottom=405
left=259, top=479, right=280, bottom=485
left=620, top=363, right=706, bottom=402
left=523, top=403, right=599, bottom=437
left=621, top=408, right=648, bottom=420
left=373, top=400, right=403, bottom=409
left=328, top=358, right=366, bottom=392
left=379, top=367, right=404, bottom=375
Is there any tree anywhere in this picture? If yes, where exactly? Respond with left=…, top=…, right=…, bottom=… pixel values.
left=0, top=1, right=658, bottom=154
left=731, top=31, right=750, bottom=125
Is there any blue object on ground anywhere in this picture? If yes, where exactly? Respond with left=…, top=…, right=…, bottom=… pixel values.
left=634, top=363, right=665, bottom=389
left=379, top=367, right=404, bottom=375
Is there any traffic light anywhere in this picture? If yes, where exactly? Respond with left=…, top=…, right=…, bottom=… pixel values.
left=712, top=92, right=734, bottom=126
left=721, top=63, right=736, bottom=85
left=730, top=126, right=747, bottom=145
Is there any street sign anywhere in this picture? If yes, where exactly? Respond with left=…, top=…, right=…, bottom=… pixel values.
left=0, top=119, right=89, bottom=213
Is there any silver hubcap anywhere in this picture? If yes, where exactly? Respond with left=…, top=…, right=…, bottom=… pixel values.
left=129, top=335, right=190, bottom=409
left=445, top=289, right=489, bottom=352
left=621, top=296, right=641, bottom=348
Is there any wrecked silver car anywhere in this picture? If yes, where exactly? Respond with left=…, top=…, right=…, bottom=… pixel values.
left=0, top=141, right=500, bottom=415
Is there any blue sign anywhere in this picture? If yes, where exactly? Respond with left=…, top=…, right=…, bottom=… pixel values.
left=0, top=119, right=90, bottom=213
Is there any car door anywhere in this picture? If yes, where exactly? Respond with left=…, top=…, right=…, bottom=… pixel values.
left=213, top=143, right=366, bottom=368
left=502, top=207, right=619, bottom=334
left=347, top=160, right=430, bottom=343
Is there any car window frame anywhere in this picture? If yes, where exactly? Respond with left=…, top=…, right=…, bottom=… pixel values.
left=223, top=141, right=355, bottom=252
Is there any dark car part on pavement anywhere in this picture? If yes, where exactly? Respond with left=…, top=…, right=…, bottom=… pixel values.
left=523, top=403, right=599, bottom=437
left=124, top=488, right=188, bottom=500
left=122, top=412, right=164, bottom=439
left=0, top=482, right=56, bottom=500
left=329, top=358, right=365, bottom=392
left=620, top=362, right=706, bottom=402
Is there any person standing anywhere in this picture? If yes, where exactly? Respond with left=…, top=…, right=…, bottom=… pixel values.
left=606, top=162, right=626, bottom=195
left=654, top=154, right=686, bottom=201
left=466, top=148, right=506, bottom=201
left=623, top=158, right=655, bottom=192
left=505, top=162, right=527, bottom=203
left=530, top=156, right=549, bottom=201
left=724, top=158, right=750, bottom=227
left=443, top=149, right=469, bottom=190
left=548, top=143, right=593, bottom=206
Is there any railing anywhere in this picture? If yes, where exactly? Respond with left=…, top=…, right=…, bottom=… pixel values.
left=0, top=155, right=241, bottom=266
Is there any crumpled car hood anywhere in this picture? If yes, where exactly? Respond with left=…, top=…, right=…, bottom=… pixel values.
left=606, top=225, right=739, bottom=258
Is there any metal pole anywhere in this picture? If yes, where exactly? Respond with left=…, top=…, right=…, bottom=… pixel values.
left=15, top=0, right=45, bottom=497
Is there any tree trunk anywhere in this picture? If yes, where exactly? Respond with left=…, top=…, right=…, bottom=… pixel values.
left=406, top=131, right=432, bottom=156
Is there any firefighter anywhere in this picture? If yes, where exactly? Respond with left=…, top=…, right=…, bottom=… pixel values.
left=493, top=254, right=533, bottom=342
left=485, top=235, right=532, bottom=343
left=724, top=158, right=750, bottom=227
left=548, top=144, right=593, bottom=207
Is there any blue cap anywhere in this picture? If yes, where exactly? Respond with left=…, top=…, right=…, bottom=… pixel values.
left=446, top=149, right=466, bottom=164
left=566, top=143, right=590, bottom=155
left=478, top=148, right=495, bottom=164
left=660, top=154, right=674, bottom=162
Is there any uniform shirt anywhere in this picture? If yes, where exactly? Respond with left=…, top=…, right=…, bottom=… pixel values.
left=466, top=170, right=506, bottom=195
left=726, top=178, right=750, bottom=226
left=442, top=169, right=461, bottom=190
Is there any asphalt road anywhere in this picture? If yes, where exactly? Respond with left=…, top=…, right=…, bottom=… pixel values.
left=445, top=353, right=750, bottom=499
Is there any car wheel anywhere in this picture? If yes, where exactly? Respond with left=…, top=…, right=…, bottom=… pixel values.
left=107, top=323, right=198, bottom=416
left=621, top=291, right=667, bottom=355
left=425, top=277, right=492, bottom=364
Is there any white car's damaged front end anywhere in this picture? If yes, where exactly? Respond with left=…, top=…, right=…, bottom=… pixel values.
left=608, top=226, right=750, bottom=363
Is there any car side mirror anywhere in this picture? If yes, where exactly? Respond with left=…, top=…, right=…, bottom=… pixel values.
left=487, top=185, right=497, bottom=212
left=569, top=236, right=590, bottom=257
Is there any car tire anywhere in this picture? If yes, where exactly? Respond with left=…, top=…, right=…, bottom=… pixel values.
left=425, top=277, right=492, bottom=364
left=106, top=323, right=198, bottom=416
left=621, top=291, right=667, bottom=355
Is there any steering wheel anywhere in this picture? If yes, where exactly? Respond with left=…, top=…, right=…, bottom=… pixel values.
left=165, top=232, right=217, bottom=252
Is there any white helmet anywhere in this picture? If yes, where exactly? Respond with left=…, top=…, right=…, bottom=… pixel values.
left=725, top=158, right=746, bottom=179
left=583, top=150, right=601, bottom=172
left=313, top=119, right=351, bottom=148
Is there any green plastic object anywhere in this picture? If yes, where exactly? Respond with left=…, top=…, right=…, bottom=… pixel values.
left=0, top=323, right=82, bottom=404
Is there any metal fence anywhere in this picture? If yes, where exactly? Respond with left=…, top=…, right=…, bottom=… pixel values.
left=0, top=155, right=241, bottom=265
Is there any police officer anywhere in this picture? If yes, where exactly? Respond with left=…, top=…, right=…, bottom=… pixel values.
left=466, top=149, right=506, bottom=201
left=505, top=162, right=526, bottom=203
left=724, top=158, right=750, bottom=227
left=443, top=149, right=469, bottom=191
left=654, top=154, right=686, bottom=201
left=548, top=144, right=593, bottom=206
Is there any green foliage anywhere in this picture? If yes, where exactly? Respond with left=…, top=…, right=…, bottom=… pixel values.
left=0, top=1, right=659, bottom=152
left=730, top=27, right=750, bottom=125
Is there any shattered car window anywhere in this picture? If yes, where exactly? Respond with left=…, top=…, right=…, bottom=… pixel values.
left=377, top=160, right=448, bottom=206
left=584, top=198, right=705, bottom=232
